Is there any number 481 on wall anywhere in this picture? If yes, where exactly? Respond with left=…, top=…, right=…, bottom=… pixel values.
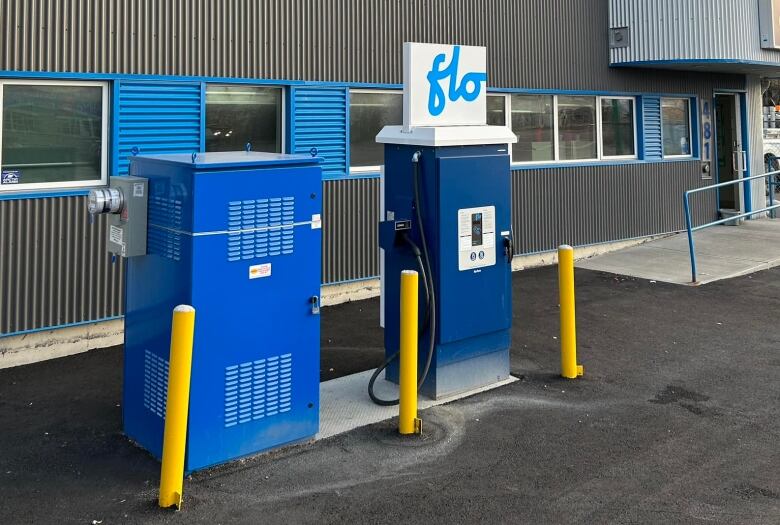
left=701, top=100, right=713, bottom=167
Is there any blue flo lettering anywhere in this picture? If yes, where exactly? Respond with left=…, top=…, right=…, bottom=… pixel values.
left=426, top=46, right=487, bottom=117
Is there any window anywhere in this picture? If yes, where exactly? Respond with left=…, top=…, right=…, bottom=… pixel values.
left=206, top=85, right=283, bottom=153
left=601, top=97, right=636, bottom=158
left=349, top=90, right=402, bottom=171
left=492, top=93, right=638, bottom=165
left=0, top=80, right=108, bottom=192
left=511, top=95, right=555, bottom=162
left=661, top=98, right=692, bottom=157
left=486, top=95, right=506, bottom=126
left=557, top=96, right=597, bottom=161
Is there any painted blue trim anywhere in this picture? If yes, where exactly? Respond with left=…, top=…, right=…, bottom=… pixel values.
left=613, top=58, right=780, bottom=69
left=199, top=82, right=207, bottom=151
left=333, top=158, right=702, bottom=179
left=0, top=315, right=123, bottom=339
left=690, top=96, right=701, bottom=159
left=286, top=87, right=294, bottom=154
left=740, top=92, right=752, bottom=213
left=0, top=189, right=92, bottom=201
left=111, top=81, right=120, bottom=176
left=0, top=69, right=706, bottom=98
left=344, top=86, right=352, bottom=173
left=509, top=157, right=700, bottom=171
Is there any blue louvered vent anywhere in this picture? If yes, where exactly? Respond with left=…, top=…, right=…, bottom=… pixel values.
left=224, top=353, right=293, bottom=428
left=116, top=81, right=202, bottom=175
left=147, top=194, right=184, bottom=261
left=643, top=97, right=663, bottom=161
left=291, top=87, right=348, bottom=178
left=143, top=350, right=169, bottom=419
left=227, top=197, right=295, bottom=262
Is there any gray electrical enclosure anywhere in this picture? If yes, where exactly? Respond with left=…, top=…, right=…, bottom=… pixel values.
left=107, top=176, right=148, bottom=257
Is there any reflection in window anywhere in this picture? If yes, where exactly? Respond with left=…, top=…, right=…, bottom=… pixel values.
left=510, top=95, right=554, bottom=162
left=1, top=84, right=104, bottom=186
left=662, top=98, right=691, bottom=157
left=349, top=91, right=402, bottom=169
left=486, top=95, right=506, bottom=126
left=601, top=98, right=635, bottom=157
left=206, top=85, right=282, bottom=153
left=557, top=96, right=597, bottom=161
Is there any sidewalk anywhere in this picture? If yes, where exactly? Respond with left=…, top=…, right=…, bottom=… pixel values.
left=1, top=266, right=779, bottom=524
left=577, top=218, right=780, bottom=285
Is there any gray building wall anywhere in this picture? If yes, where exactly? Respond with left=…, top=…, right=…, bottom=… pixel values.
left=0, top=0, right=748, bottom=335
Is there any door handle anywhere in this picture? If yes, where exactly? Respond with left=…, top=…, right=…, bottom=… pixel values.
left=310, top=295, right=320, bottom=315
left=732, top=151, right=738, bottom=173
left=502, top=235, right=514, bottom=264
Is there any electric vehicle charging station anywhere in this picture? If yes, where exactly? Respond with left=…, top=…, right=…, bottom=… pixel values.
left=89, top=151, right=323, bottom=472
left=373, top=42, right=517, bottom=402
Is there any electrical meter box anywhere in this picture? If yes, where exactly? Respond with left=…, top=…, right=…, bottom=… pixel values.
left=106, top=176, right=148, bottom=257
left=378, top=128, right=515, bottom=399
left=122, top=152, right=323, bottom=472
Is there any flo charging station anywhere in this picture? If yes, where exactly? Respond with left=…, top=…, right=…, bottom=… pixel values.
left=86, top=41, right=515, bottom=473
left=372, top=43, right=517, bottom=402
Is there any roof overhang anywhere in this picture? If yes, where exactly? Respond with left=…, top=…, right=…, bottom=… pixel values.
left=611, top=59, right=780, bottom=78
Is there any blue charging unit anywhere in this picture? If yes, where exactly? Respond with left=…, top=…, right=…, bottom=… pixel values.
left=377, top=127, right=516, bottom=399
left=123, top=151, right=322, bottom=472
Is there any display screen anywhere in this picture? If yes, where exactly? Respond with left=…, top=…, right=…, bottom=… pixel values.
left=471, top=213, right=483, bottom=246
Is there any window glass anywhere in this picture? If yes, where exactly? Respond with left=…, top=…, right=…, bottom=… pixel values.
left=1, top=84, right=104, bottom=186
left=206, top=85, right=282, bottom=153
left=486, top=95, right=506, bottom=126
left=601, top=98, right=635, bottom=157
left=510, top=94, right=554, bottom=162
left=349, top=91, right=402, bottom=168
left=662, top=98, right=691, bottom=156
left=557, top=96, right=597, bottom=160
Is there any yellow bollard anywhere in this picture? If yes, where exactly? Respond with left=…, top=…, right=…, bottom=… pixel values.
left=399, top=270, right=422, bottom=435
left=159, top=305, right=196, bottom=510
left=558, top=246, right=584, bottom=379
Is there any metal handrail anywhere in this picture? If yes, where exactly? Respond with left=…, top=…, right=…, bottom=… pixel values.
left=683, top=170, right=780, bottom=283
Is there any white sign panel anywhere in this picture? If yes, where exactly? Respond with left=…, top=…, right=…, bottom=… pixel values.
left=403, top=42, right=487, bottom=129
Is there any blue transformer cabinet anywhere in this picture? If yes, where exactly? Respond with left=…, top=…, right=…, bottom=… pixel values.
left=123, top=152, right=322, bottom=472
left=378, top=128, right=516, bottom=399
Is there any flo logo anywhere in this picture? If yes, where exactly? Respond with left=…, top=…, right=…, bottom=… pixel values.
left=426, top=45, right=487, bottom=117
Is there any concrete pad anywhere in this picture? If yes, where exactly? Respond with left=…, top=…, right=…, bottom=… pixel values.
left=577, top=218, right=780, bottom=285
left=318, top=370, right=517, bottom=440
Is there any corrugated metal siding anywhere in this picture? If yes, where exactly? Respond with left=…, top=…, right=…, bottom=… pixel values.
left=0, top=196, right=124, bottom=334
left=322, top=177, right=379, bottom=284
left=610, top=0, right=780, bottom=66
left=512, top=163, right=716, bottom=255
left=115, top=81, right=202, bottom=175
left=642, top=97, right=663, bottom=160
left=290, top=87, right=348, bottom=179
left=0, top=0, right=744, bottom=93
left=0, top=0, right=749, bottom=336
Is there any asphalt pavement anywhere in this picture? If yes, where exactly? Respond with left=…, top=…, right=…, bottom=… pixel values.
left=1, top=266, right=779, bottom=524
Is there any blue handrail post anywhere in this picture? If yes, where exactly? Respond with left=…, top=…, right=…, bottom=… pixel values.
left=683, top=191, right=697, bottom=283
left=771, top=176, right=776, bottom=219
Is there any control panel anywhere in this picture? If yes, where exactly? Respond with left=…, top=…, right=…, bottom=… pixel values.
left=458, top=205, right=496, bottom=271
